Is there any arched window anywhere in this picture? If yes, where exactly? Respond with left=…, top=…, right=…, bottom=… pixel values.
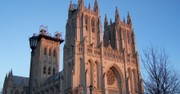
left=53, top=49, right=56, bottom=57
left=89, top=60, right=93, bottom=85
left=53, top=68, right=55, bottom=75
left=133, top=70, right=137, bottom=91
left=15, top=90, right=19, bottom=94
left=43, top=66, right=46, bottom=74
left=94, top=62, right=99, bottom=88
left=128, top=33, right=131, bottom=44
left=128, top=69, right=133, bottom=93
left=44, top=47, right=47, bottom=55
left=48, top=67, right=51, bottom=75
left=91, top=18, right=95, bottom=32
left=49, top=48, right=52, bottom=56
left=91, top=19, right=95, bottom=26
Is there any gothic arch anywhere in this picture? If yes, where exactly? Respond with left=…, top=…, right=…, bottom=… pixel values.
left=127, top=67, right=133, bottom=93
left=105, top=63, right=124, bottom=94
left=86, top=59, right=94, bottom=88
left=94, top=60, right=100, bottom=88
left=105, top=63, right=124, bottom=81
left=132, top=68, right=137, bottom=92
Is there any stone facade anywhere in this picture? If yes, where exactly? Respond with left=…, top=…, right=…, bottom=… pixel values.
left=2, top=0, right=143, bottom=94
left=63, top=0, right=143, bottom=94
left=3, top=70, right=29, bottom=94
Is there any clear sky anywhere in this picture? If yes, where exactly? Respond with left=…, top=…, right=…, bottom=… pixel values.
left=0, top=0, right=180, bottom=90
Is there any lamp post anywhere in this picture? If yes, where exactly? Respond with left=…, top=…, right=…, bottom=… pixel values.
left=89, top=85, right=93, bottom=94
left=28, top=35, right=38, bottom=94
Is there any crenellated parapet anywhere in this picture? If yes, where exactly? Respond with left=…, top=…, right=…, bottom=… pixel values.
left=103, top=46, right=123, bottom=62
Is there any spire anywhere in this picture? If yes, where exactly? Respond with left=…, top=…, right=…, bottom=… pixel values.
left=115, top=7, right=121, bottom=23
left=88, top=3, right=91, bottom=10
left=123, top=17, right=126, bottom=23
left=104, top=14, right=108, bottom=29
left=127, top=12, right=132, bottom=28
left=94, top=0, right=99, bottom=16
left=10, top=69, right=13, bottom=76
left=5, top=74, right=7, bottom=79
left=127, top=12, right=132, bottom=25
left=8, top=69, right=13, bottom=77
left=78, top=0, right=84, bottom=10
left=69, top=0, right=73, bottom=10
left=94, top=0, right=98, bottom=11
left=110, top=19, right=112, bottom=25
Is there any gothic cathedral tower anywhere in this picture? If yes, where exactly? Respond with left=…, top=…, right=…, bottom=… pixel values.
left=63, top=0, right=143, bottom=94
left=28, top=27, right=64, bottom=94
left=63, top=0, right=103, bottom=93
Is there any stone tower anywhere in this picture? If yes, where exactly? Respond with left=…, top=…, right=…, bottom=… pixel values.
left=63, top=0, right=103, bottom=93
left=28, top=26, right=64, bottom=94
left=63, top=0, right=143, bottom=94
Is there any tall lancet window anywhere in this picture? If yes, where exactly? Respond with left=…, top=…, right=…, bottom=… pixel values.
left=53, top=49, right=56, bottom=57
left=48, top=67, right=51, bottom=75
left=85, top=16, right=88, bottom=30
left=91, top=18, right=95, bottom=32
left=44, top=47, right=47, bottom=55
left=49, top=48, right=52, bottom=56
left=128, top=34, right=130, bottom=44
left=43, top=66, right=46, bottom=74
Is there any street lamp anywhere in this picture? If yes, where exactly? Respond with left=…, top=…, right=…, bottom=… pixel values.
left=29, top=35, right=38, bottom=51
left=89, top=85, right=93, bottom=94
left=28, top=35, right=38, bottom=94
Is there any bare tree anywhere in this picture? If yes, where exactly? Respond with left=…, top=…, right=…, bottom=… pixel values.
left=141, top=46, right=180, bottom=94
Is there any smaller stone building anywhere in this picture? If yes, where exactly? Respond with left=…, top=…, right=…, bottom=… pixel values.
left=3, top=70, right=29, bottom=94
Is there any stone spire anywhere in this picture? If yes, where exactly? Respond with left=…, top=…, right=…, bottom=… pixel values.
left=127, top=12, right=132, bottom=26
left=94, top=0, right=98, bottom=11
left=88, top=3, right=91, bottom=10
left=127, top=12, right=132, bottom=25
left=78, top=0, right=84, bottom=10
left=68, top=0, right=73, bottom=18
left=104, top=14, right=108, bottom=29
left=8, top=69, right=13, bottom=77
left=123, top=17, right=126, bottom=26
left=115, top=7, right=121, bottom=23
left=10, top=69, right=13, bottom=76
left=69, top=0, right=73, bottom=10
left=5, top=74, right=7, bottom=80
left=110, top=18, right=112, bottom=25
left=94, top=0, right=99, bottom=15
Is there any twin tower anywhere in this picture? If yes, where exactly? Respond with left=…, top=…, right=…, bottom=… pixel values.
left=28, top=0, right=143, bottom=94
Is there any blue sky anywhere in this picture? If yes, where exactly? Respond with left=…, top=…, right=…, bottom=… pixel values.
left=0, top=0, right=180, bottom=90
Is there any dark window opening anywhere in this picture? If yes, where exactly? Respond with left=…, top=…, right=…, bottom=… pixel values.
left=53, top=68, right=55, bottom=75
left=48, top=67, right=51, bottom=75
left=85, top=16, right=88, bottom=30
left=49, top=49, right=52, bottom=56
left=44, top=48, right=47, bottom=55
left=53, top=49, right=56, bottom=57
left=43, top=66, right=46, bottom=74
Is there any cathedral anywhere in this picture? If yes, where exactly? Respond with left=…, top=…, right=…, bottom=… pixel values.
left=2, top=0, right=143, bottom=94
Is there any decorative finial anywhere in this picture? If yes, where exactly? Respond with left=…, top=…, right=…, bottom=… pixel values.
left=123, top=17, right=126, bottom=23
left=94, top=0, right=98, bottom=11
left=88, top=3, right=91, bottom=9
left=40, top=25, right=48, bottom=35
left=69, top=0, right=73, bottom=10
left=127, top=11, right=132, bottom=27
left=115, top=6, right=121, bottom=23
left=104, top=14, right=108, bottom=28
left=110, top=19, right=112, bottom=24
